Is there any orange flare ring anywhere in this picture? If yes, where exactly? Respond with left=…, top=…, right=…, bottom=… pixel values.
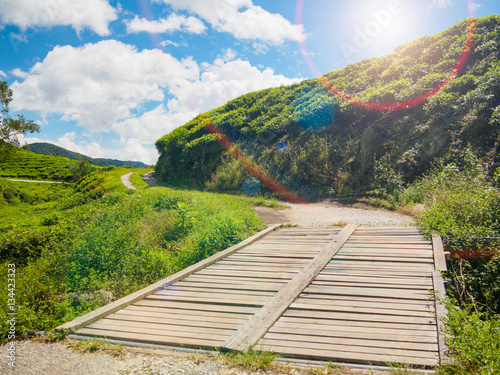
left=295, top=0, right=476, bottom=111
left=201, top=115, right=307, bottom=203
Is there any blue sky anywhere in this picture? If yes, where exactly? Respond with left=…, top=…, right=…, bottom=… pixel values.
left=0, top=0, right=498, bottom=164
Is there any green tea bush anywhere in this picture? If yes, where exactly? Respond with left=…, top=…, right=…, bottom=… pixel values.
left=0, top=226, right=65, bottom=265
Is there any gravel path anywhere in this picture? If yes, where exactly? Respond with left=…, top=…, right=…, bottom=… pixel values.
left=120, top=173, right=137, bottom=190
left=254, top=200, right=415, bottom=227
left=6, top=179, right=65, bottom=184
left=142, top=171, right=159, bottom=186
left=1, top=340, right=387, bottom=375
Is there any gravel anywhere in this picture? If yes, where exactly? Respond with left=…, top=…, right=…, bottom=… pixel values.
left=254, top=200, right=414, bottom=227
left=120, top=173, right=137, bottom=190
left=1, top=341, right=388, bottom=375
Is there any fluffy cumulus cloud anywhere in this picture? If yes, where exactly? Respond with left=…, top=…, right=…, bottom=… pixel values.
left=167, top=57, right=302, bottom=116
left=159, top=0, right=305, bottom=44
left=0, top=70, right=6, bottom=78
left=126, top=13, right=206, bottom=34
left=11, top=40, right=199, bottom=130
left=0, top=0, right=117, bottom=36
left=12, top=42, right=302, bottom=164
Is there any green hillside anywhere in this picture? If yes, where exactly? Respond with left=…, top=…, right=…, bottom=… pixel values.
left=0, top=146, right=77, bottom=182
left=155, top=16, right=500, bottom=199
left=27, top=142, right=150, bottom=168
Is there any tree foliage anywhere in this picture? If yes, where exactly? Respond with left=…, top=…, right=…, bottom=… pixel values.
left=0, top=81, right=39, bottom=153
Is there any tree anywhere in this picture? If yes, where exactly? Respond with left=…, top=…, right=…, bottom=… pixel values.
left=1, top=81, right=40, bottom=149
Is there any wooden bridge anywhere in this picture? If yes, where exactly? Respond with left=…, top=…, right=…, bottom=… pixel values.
left=59, top=224, right=449, bottom=368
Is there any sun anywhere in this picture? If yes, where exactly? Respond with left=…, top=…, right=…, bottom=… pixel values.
left=339, top=0, right=421, bottom=60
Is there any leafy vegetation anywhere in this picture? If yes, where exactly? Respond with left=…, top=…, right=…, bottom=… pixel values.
left=0, top=147, right=79, bottom=181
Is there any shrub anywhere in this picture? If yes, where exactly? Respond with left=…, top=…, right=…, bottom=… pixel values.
left=441, top=302, right=500, bottom=375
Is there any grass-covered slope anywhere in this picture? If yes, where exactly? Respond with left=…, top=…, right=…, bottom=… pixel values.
left=155, top=16, right=500, bottom=198
left=0, top=146, right=76, bottom=181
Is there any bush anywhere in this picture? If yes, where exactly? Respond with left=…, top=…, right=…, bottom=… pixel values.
left=441, top=302, right=500, bottom=375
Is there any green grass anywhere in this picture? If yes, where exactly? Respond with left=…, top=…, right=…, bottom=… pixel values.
left=129, top=170, right=154, bottom=190
left=70, top=338, right=124, bottom=357
left=440, top=302, right=500, bottom=375
left=216, top=349, right=277, bottom=372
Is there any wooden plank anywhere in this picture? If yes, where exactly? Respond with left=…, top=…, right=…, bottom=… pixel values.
left=284, top=309, right=436, bottom=325
left=195, top=269, right=297, bottom=279
left=223, top=224, right=358, bottom=351
left=302, top=286, right=432, bottom=300
left=254, top=342, right=438, bottom=367
left=336, top=249, right=433, bottom=256
left=309, top=281, right=431, bottom=290
left=263, top=332, right=438, bottom=351
left=209, top=263, right=304, bottom=272
left=84, top=323, right=231, bottom=342
left=290, top=301, right=434, bottom=317
left=315, top=273, right=430, bottom=282
left=133, top=299, right=258, bottom=314
left=148, top=293, right=269, bottom=306
left=432, top=234, right=448, bottom=272
left=182, top=275, right=288, bottom=286
left=57, top=224, right=281, bottom=332
left=89, top=318, right=235, bottom=336
left=77, top=327, right=224, bottom=348
left=278, top=316, right=438, bottom=332
left=333, top=255, right=433, bottom=263
left=319, top=267, right=433, bottom=278
left=433, top=270, right=451, bottom=365
left=271, top=320, right=438, bottom=339
left=296, top=293, right=434, bottom=306
left=165, top=285, right=276, bottom=297
left=178, top=281, right=284, bottom=292
left=312, top=275, right=433, bottom=287
left=118, top=307, right=247, bottom=324
left=257, top=337, right=439, bottom=361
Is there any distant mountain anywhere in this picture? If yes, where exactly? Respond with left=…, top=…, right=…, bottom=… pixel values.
left=27, top=143, right=150, bottom=168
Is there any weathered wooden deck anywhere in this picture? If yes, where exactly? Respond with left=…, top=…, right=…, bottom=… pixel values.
left=59, top=224, right=449, bottom=368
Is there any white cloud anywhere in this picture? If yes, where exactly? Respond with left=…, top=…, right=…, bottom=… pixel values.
left=11, top=40, right=199, bottom=131
left=0, top=70, right=6, bottom=79
left=10, top=68, right=28, bottom=79
left=159, top=0, right=305, bottom=44
left=429, top=0, right=454, bottom=8
left=12, top=41, right=303, bottom=164
left=125, top=13, right=206, bottom=34
left=167, top=58, right=302, bottom=115
left=160, top=40, right=186, bottom=48
left=0, top=0, right=117, bottom=36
